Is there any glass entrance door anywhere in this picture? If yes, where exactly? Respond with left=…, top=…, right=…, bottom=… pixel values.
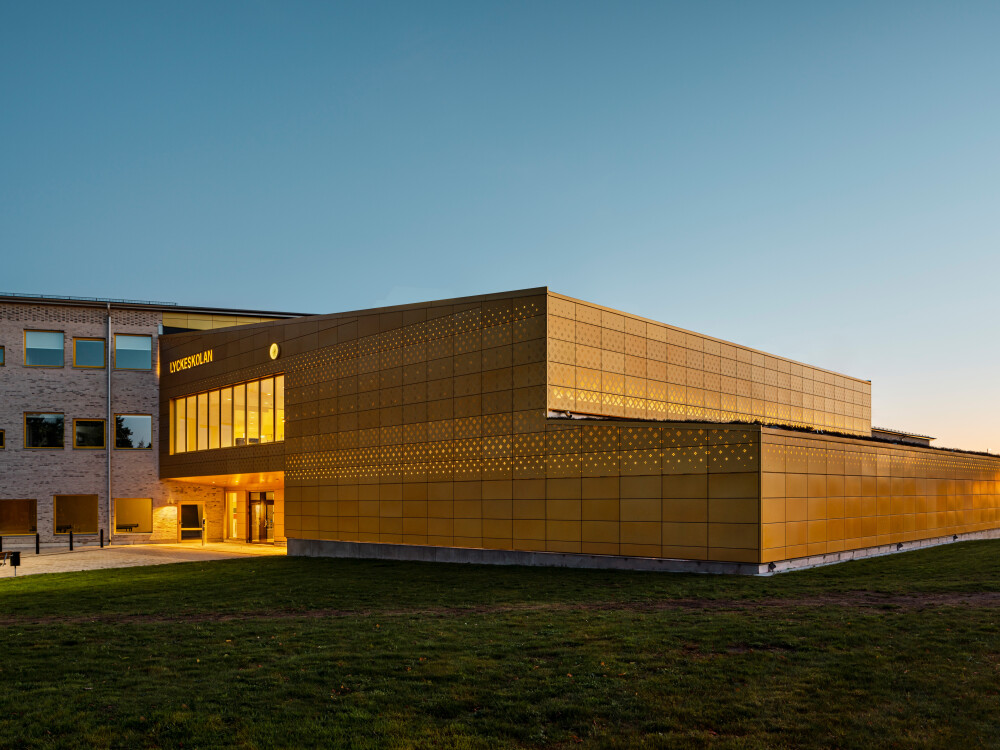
left=248, top=492, right=274, bottom=543
left=179, top=504, right=203, bottom=541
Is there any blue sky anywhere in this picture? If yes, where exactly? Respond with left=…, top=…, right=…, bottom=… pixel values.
left=2, top=1, right=998, bottom=451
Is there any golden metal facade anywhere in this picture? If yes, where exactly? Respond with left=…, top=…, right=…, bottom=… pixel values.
left=158, top=287, right=1000, bottom=566
left=547, top=292, right=872, bottom=435
left=760, top=428, right=1000, bottom=563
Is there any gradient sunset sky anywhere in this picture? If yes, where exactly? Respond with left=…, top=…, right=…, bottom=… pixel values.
left=2, top=1, right=997, bottom=451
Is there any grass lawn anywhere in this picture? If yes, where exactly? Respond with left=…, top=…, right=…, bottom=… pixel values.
left=2, top=542, right=999, bottom=749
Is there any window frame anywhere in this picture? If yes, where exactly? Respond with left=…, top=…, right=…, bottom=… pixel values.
left=24, top=330, right=65, bottom=368
left=24, top=412, right=65, bottom=449
left=72, top=418, right=107, bottom=450
left=0, top=429, right=5, bottom=449
left=169, top=374, right=284, bottom=454
left=114, top=413, right=153, bottom=450
left=53, top=494, right=99, bottom=535
left=114, top=497, right=153, bottom=534
left=113, top=333, right=153, bottom=371
left=0, top=499, right=37, bottom=535
left=73, top=337, right=107, bottom=368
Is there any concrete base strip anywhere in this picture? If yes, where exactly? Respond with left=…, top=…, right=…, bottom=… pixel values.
left=289, top=528, right=1000, bottom=576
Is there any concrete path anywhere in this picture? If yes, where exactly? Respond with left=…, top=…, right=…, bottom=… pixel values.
left=0, top=542, right=285, bottom=579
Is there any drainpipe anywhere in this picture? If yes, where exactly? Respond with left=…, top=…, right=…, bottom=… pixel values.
left=107, top=302, right=112, bottom=545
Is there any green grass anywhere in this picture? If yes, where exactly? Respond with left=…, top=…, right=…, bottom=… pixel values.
left=2, top=542, right=999, bottom=749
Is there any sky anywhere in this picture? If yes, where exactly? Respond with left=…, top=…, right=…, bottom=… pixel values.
left=2, top=1, right=998, bottom=452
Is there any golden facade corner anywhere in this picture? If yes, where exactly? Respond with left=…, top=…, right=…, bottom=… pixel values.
left=156, top=287, right=1000, bottom=572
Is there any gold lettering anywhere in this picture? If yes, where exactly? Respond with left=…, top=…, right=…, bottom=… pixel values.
left=168, top=349, right=214, bottom=374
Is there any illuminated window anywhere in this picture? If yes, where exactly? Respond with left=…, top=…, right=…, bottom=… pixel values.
left=73, top=338, right=106, bottom=368
left=234, top=384, right=246, bottom=445
left=115, top=414, right=152, bottom=450
left=275, top=375, right=285, bottom=442
left=221, top=387, right=233, bottom=447
left=186, top=396, right=196, bottom=452
left=197, top=393, right=208, bottom=450
left=209, top=390, right=220, bottom=449
left=174, top=399, right=186, bottom=454
left=25, top=413, right=64, bottom=448
left=25, top=331, right=64, bottom=367
left=73, top=419, right=106, bottom=449
left=0, top=499, right=36, bottom=535
left=247, top=380, right=260, bottom=444
left=115, top=498, right=152, bottom=534
left=54, top=494, right=98, bottom=534
left=169, top=375, right=284, bottom=452
left=260, top=377, right=274, bottom=443
left=114, top=334, right=152, bottom=370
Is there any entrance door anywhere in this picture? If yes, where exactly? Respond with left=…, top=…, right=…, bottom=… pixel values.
left=248, top=492, right=274, bottom=543
left=179, top=504, right=203, bottom=541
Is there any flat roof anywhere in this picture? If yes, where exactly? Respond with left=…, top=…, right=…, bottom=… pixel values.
left=0, top=292, right=309, bottom=318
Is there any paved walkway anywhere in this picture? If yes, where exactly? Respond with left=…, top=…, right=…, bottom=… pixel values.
left=0, top=542, right=285, bottom=579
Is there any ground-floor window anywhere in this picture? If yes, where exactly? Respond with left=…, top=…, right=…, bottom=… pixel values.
left=0, top=499, right=37, bottom=535
left=54, top=494, right=99, bottom=534
left=115, top=498, right=152, bottom=534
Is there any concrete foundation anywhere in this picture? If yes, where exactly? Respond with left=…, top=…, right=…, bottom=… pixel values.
left=289, top=527, right=1000, bottom=576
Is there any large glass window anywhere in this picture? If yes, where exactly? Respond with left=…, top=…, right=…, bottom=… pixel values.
left=115, top=334, right=152, bottom=370
left=0, top=500, right=37, bottom=535
left=73, top=338, right=106, bottom=368
left=275, top=375, right=285, bottom=442
left=234, top=383, right=246, bottom=445
left=260, top=378, right=274, bottom=443
left=247, top=380, right=260, bottom=444
left=175, top=399, right=186, bottom=453
left=115, top=414, right=152, bottom=449
left=209, top=390, right=220, bottom=449
left=169, top=375, right=284, bottom=453
left=197, top=393, right=209, bottom=451
left=25, top=331, right=64, bottom=367
left=25, top=413, right=64, bottom=448
left=115, top=498, right=152, bottom=534
left=221, top=387, right=233, bottom=448
left=54, top=495, right=98, bottom=534
left=186, top=396, right=197, bottom=452
left=74, top=419, right=106, bottom=449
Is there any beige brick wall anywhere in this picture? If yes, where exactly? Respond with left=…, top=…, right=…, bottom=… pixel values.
left=0, top=302, right=220, bottom=543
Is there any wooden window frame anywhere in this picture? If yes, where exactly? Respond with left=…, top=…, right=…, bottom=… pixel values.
left=73, top=418, right=107, bottom=450
left=73, top=337, right=107, bottom=368
left=24, top=330, right=64, bottom=368
left=24, top=412, right=65, bottom=449
left=113, top=333, right=153, bottom=371
left=114, top=413, right=153, bottom=450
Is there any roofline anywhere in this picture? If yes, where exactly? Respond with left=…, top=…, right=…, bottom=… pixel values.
left=871, top=426, right=935, bottom=440
left=0, top=292, right=309, bottom=318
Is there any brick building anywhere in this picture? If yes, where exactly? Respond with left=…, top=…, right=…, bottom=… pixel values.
left=0, top=294, right=302, bottom=547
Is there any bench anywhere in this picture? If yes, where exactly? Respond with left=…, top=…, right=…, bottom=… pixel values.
left=116, top=524, right=139, bottom=532
left=0, top=551, right=15, bottom=567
